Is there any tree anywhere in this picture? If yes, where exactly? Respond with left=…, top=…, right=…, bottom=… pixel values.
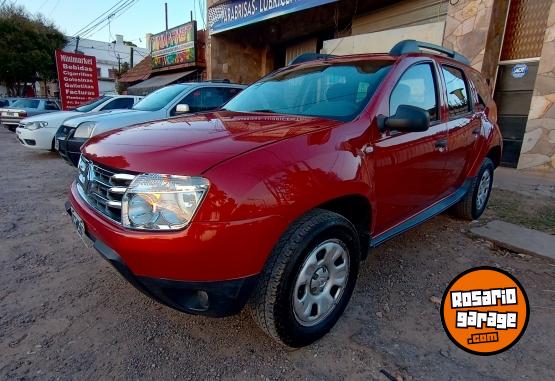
left=0, top=4, right=66, bottom=96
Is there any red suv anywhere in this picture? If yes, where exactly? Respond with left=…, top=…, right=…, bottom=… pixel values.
left=66, top=40, right=502, bottom=347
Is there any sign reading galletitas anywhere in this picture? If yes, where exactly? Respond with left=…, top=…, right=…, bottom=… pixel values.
left=55, top=50, right=100, bottom=110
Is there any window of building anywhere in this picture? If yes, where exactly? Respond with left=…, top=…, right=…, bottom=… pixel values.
left=96, top=68, right=102, bottom=77
left=108, top=69, right=117, bottom=79
left=390, top=63, right=438, bottom=121
left=441, top=66, right=471, bottom=118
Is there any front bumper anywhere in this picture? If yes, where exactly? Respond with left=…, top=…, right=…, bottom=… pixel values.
left=55, top=126, right=85, bottom=166
left=16, top=127, right=56, bottom=150
left=65, top=200, right=258, bottom=317
left=66, top=182, right=287, bottom=316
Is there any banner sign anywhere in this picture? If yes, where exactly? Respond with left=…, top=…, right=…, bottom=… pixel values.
left=55, top=50, right=100, bottom=110
left=151, top=21, right=197, bottom=69
left=208, top=0, right=338, bottom=34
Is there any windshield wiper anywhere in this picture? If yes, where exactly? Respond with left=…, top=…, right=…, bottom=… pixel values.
left=251, top=109, right=277, bottom=114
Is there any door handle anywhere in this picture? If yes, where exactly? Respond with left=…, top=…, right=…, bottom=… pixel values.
left=435, top=139, right=448, bottom=152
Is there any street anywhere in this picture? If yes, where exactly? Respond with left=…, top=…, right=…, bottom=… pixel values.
left=1, top=128, right=554, bottom=380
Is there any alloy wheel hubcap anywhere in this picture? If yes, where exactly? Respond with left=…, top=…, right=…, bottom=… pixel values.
left=476, top=169, right=491, bottom=210
left=293, top=239, right=350, bottom=327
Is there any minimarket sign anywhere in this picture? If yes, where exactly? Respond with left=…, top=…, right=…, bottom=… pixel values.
left=150, top=21, right=197, bottom=69
left=208, top=0, right=338, bottom=34
left=55, top=50, right=99, bottom=110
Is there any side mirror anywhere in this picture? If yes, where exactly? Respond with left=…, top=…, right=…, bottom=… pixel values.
left=175, top=104, right=190, bottom=114
left=378, top=105, right=430, bottom=132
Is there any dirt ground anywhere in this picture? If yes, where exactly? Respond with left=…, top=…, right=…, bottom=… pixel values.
left=1, top=128, right=554, bottom=380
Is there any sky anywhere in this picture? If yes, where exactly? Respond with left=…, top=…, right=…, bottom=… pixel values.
left=13, top=0, right=206, bottom=48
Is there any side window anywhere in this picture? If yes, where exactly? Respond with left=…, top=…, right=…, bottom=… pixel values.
left=173, top=87, right=231, bottom=115
left=221, top=87, right=242, bottom=103
left=441, top=66, right=471, bottom=118
left=45, top=101, right=60, bottom=110
left=102, top=97, right=135, bottom=110
left=390, top=63, right=438, bottom=121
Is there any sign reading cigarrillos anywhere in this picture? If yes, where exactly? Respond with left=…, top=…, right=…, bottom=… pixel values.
left=441, top=267, right=529, bottom=355
left=55, top=50, right=100, bottom=110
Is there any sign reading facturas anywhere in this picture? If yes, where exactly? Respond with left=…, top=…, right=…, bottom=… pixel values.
left=208, top=0, right=338, bottom=34
left=55, top=50, right=100, bottom=110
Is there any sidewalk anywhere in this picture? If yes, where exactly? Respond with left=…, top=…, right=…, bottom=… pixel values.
left=494, top=167, right=555, bottom=199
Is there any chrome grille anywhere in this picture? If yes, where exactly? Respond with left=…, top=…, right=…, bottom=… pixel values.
left=76, top=156, right=135, bottom=223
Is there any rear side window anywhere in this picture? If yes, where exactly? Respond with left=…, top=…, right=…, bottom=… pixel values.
left=441, top=66, right=471, bottom=118
left=102, top=97, right=135, bottom=110
left=390, top=63, right=439, bottom=121
left=45, top=101, right=59, bottom=110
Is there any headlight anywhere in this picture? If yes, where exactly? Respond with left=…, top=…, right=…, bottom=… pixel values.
left=74, top=122, right=96, bottom=138
left=26, top=121, right=48, bottom=130
left=122, top=174, right=210, bottom=230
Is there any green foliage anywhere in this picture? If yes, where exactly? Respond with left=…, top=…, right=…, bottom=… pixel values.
left=0, top=4, right=66, bottom=95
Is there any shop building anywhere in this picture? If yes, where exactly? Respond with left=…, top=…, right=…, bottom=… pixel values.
left=122, top=22, right=207, bottom=96
left=206, top=0, right=555, bottom=171
left=64, top=34, right=149, bottom=94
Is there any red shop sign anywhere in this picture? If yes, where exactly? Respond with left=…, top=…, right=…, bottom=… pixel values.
left=55, top=50, right=99, bottom=110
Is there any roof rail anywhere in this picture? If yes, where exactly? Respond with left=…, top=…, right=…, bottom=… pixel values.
left=203, top=79, right=231, bottom=83
left=289, top=53, right=337, bottom=65
left=389, top=39, right=470, bottom=65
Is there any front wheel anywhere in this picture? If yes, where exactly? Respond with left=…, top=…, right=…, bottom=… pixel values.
left=451, top=157, right=494, bottom=220
left=249, top=209, right=360, bottom=347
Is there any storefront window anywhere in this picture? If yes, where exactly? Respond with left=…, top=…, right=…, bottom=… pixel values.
left=223, top=61, right=393, bottom=121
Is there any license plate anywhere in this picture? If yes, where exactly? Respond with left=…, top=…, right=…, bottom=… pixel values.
left=55, top=138, right=60, bottom=150
left=69, top=207, right=93, bottom=247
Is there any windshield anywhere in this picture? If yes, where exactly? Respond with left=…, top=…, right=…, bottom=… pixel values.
left=223, top=60, right=393, bottom=121
left=12, top=99, right=40, bottom=109
left=132, top=85, right=188, bottom=111
left=75, top=96, right=112, bottom=112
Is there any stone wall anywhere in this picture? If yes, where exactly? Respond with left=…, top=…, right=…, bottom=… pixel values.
left=443, top=0, right=495, bottom=73
left=519, top=0, right=555, bottom=170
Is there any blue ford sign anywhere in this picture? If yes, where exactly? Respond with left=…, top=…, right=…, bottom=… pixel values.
left=208, top=0, right=338, bottom=34
left=511, top=63, right=528, bottom=79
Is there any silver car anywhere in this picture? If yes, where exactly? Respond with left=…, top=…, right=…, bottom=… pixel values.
left=1, top=98, right=61, bottom=131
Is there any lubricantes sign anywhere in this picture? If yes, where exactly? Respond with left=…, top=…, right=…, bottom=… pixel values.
left=55, top=50, right=99, bottom=110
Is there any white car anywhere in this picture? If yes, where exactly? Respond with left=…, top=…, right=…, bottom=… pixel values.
left=15, top=95, right=142, bottom=150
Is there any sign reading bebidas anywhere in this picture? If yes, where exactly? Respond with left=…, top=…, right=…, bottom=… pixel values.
left=55, top=50, right=99, bottom=110
left=150, top=21, right=196, bottom=69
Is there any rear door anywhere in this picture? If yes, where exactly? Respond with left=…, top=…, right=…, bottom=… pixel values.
left=440, top=64, right=482, bottom=191
left=373, top=60, right=449, bottom=233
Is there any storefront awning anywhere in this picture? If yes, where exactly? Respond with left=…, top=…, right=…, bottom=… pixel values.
left=127, top=70, right=196, bottom=95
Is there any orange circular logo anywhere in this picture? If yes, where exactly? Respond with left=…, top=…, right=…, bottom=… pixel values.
left=441, top=267, right=529, bottom=355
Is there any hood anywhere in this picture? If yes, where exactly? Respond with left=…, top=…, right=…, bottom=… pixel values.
left=83, top=111, right=341, bottom=175
left=63, top=109, right=151, bottom=128
left=20, top=110, right=81, bottom=125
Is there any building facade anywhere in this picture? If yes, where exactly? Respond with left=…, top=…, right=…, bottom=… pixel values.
left=205, top=0, right=555, bottom=171
left=64, top=34, right=149, bottom=94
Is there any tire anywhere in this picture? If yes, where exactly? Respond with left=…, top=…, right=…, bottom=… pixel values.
left=249, top=209, right=360, bottom=348
left=451, top=157, right=494, bottom=220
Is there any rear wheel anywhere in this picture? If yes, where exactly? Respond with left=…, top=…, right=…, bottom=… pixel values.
left=451, top=158, right=494, bottom=220
left=249, top=209, right=360, bottom=347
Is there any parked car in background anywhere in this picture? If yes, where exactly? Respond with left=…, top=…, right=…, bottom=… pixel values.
left=0, top=97, right=21, bottom=108
left=55, top=82, right=245, bottom=166
left=65, top=41, right=502, bottom=347
left=16, top=95, right=142, bottom=151
left=1, top=98, right=61, bottom=131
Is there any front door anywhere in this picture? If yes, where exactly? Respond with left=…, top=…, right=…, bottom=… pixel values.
left=373, top=62, right=448, bottom=234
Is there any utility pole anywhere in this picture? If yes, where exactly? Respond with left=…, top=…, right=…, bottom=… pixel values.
left=190, top=10, right=193, bottom=22
left=74, top=36, right=80, bottom=53
left=165, top=2, right=168, bottom=31
left=117, top=55, right=121, bottom=73
left=130, top=46, right=134, bottom=68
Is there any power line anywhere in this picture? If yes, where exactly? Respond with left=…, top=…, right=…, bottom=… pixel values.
left=81, top=0, right=140, bottom=39
left=71, top=0, right=128, bottom=37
